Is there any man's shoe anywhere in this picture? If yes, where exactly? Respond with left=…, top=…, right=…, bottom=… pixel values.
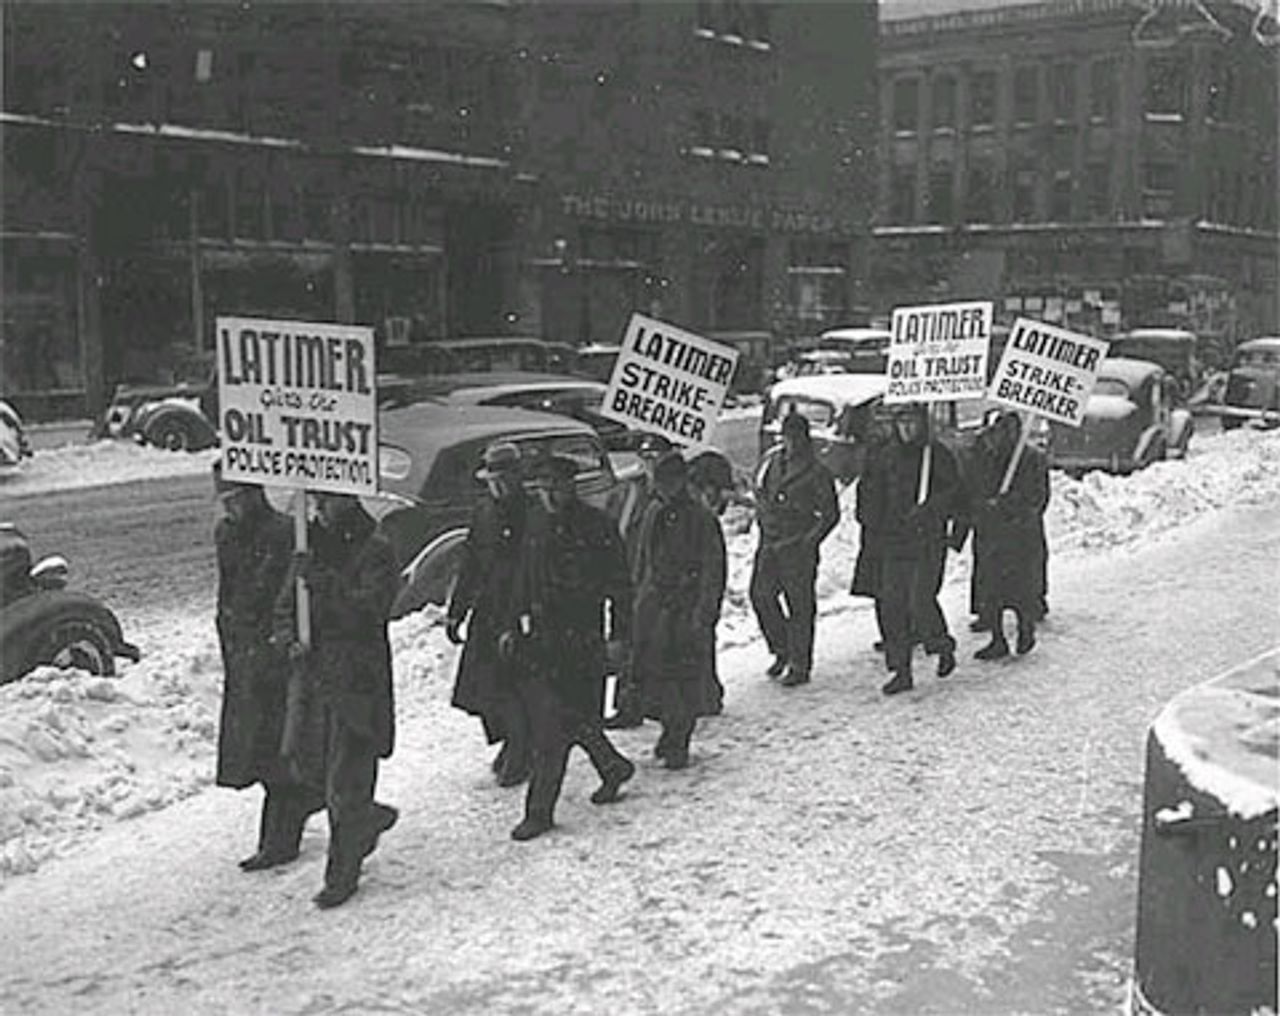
left=239, top=849, right=299, bottom=872
left=975, top=637, right=1010, bottom=661
left=969, top=618, right=991, bottom=633
left=361, top=804, right=399, bottom=859
left=313, top=881, right=359, bottom=909
left=511, top=815, right=553, bottom=841
left=779, top=667, right=811, bottom=687
left=590, top=758, right=636, bottom=805
left=1016, top=625, right=1037, bottom=656
left=765, top=655, right=789, bottom=679
left=936, top=647, right=956, bottom=678
left=663, top=749, right=690, bottom=770
left=881, top=671, right=913, bottom=696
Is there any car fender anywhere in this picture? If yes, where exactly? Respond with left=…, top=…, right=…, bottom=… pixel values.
left=391, top=527, right=469, bottom=620
left=0, top=588, right=131, bottom=684
left=142, top=401, right=218, bottom=448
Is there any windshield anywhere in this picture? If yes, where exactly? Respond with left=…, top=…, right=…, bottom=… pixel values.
left=1092, top=377, right=1131, bottom=399
left=1236, top=348, right=1280, bottom=369
left=767, top=397, right=835, bottom=428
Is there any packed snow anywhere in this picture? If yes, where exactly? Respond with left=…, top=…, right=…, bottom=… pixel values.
left=0, top=438, right=218, bottom=497
left=1, top=426, right=1276, bottom=882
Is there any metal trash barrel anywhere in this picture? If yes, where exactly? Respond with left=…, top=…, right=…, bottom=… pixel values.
left=1130, top=649, right=1279, bottom=1015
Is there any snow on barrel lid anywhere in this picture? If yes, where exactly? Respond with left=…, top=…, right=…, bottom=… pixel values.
left=1153, top=648, right=1280, bottom=820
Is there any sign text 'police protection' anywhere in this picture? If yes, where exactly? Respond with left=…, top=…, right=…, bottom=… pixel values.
left=600, top=313, right=739, bottom=446
left=988, top=317, right=1109, bottom=427
left=216, top=316, right=378, bottom=495
left=885, top=301, right=993, bottom=404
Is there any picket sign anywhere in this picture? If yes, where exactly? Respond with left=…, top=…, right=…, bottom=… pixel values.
left=217, top=315, right=377, bottom=766
left=987, top=316, right=1110, bottom=495
left=886, top=300, right=994, bottom=507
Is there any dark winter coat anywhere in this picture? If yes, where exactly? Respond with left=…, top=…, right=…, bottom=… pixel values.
left=447, top=492, right=529, bottom=741
left=849, top=439, right=891, bottom=599
left=273, top=505, right=399, bottom=788
left=973, top=443, right=1050, bottom=614
left=864, top=439, right=960, bottom=562
left=632, top=491, right=725, bottom=721
left=755, top=446, right=840, bottom=552
left=516, top=499, right=632, bottom=718
left=214, top=502, right=293, bottom=789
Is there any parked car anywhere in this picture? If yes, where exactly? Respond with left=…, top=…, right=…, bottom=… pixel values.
left=576, top=343, right=623, bottom=383
left=1047, top=357, right=1193, bottom=476
left=1109, top=328, right=1203, bottom=399
left=0, top=399, right=33, bottom=467
left=373, top=402, right=632, bottom=618
left=1220, top=336, right=1280, bottom=430
left=377, top=371, right=639, bottom=451
left=758, top=374, right=888, bottom=483
left=94, top=375, right=218, bottom=452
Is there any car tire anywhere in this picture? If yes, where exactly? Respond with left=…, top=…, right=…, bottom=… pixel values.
left=150, top=417, right=193, bottom=453
left=30, top=618, right=116, bottom=679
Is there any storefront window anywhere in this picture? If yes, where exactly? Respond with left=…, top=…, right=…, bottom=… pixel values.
left=1, top=242, right=81, bottom=395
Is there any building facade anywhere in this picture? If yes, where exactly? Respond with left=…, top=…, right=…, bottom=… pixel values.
left=1, top=1, right=877, bottom=420
left=873, top=0, right=1279, bottom=364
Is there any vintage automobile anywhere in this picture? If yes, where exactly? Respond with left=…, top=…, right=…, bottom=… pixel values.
left=1, top=524, right=141, bottom=684
left=1047, top=357, right=1193, bottom=476
left=0, top=399, right=33, bottom=468
left=94, top=374, right=219, bottom=452
left=1108, top=328, right=1203, bottom=399
left=758, top=374, right=888, bottom=483
left=377, top=371, right=639, bottom=451
left=373, top=402, right=633, bottom=619
left=777, top=327, right=892, bottom=381
left=1220, top=336, right=1280, bottom=430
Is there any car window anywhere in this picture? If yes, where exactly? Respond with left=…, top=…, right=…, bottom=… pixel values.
left=773, top=397, right=835, bottom=428
left=420, top=442, right=486, bottom=501
left=514, top=433, right=608, bottom=476
left=1093, top=378, right=1131, bottom=398
left=1238, top=349, right=1280, bottom=368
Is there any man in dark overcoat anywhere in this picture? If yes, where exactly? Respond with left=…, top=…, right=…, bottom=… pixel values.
left=445, top=442, right=532, bottom=786
left=604, top=432, right=674, bottom=730
left=503, top=455, right=636, bottom=842
left=274, top=492, right=399, bottom=909
left=213, top=464, right=321, bottom=871
left=971, top=412, right=1050, bottom=659
left=633, top=451, right=725, bottom=768
left=849, top=411, right=895, bottom=654
left=749, top=411, right=840, bottom=687
left=871, top=404, right=960, bottom=695
left=688, top=450, right=735, bottom=714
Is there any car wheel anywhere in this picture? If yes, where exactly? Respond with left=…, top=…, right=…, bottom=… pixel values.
left=32, top=619, right=116, bottom=677
left=150, top=417, right=193, bottom=452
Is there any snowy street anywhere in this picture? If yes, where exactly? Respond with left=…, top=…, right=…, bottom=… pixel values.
left=0, top=430, right=1277, bottom=1014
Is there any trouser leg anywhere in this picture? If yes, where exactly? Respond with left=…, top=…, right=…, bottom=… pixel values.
left=323, top=715, right=379, bottom=891
left=268, top=783, right=324, bottom=857
left=778, top=551, right=819, bottom=675
left=520, top=680, right=571, bottom=823
left=575, top=718, right=629, bottom=779
left=879, top=558, right=914, bottom=672
left=749, top=548, right=790, bottom=660
left=911, top=549, right=954, bottom=655
left=495, top=693, right=531, bottom=782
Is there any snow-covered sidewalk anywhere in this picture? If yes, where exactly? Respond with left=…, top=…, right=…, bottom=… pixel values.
left=1, top=494, right=1276, bottom=1014
left=1, top=429, right=1277, bottom=882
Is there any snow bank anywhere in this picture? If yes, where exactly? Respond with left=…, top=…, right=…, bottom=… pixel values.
left=0, top=427, right=1275, bottom=881
left=0, top=440, right=217, bottom=497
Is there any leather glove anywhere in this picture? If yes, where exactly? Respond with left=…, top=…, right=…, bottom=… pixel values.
left=605, top=638, right=631, bottom=671
left=445, top=618, right=465, bottom=645
left=287, top=641, right=309, bottom=662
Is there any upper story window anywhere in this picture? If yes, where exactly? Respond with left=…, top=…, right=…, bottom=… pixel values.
left=1206, top=56, right=1234, bottom=122
left=1011, top=163, right=1037, bottom=220
left=1013, top=66, right=1039, bottom=125
left=893, top=77, right=919, bottom=133
left=890, top=172, right=916, bottom=224
left=1145, top=57, right=1186, bottom=118
left=965, top=161, right=995, bottom=223
left=1050, top=63, right=1076, bottom=123
left=1086, top=162, right=1111, bottom=219
left=1089, top=59, right=1118, bottom=123
left=932, top=75, right=957, bottom=130
left=969, top=70, right=997, bottom=129
left=927, top=164, right=954, bottom=224
left=749, top=117, right=771, bottom=164
left=1142, top=160, right=1176, bottom=217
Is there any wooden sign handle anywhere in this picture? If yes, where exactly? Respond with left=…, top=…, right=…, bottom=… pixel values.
left=293, top=491, right=311, bottom=649
left=998, top=413, right=1032, bottom=496
left=916, top=411, right=933, bottom=505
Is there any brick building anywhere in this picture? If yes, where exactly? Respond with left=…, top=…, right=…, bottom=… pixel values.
left=873, top=0, right=1279, bottom=363
left=1, top=1, right=877, bottom=420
